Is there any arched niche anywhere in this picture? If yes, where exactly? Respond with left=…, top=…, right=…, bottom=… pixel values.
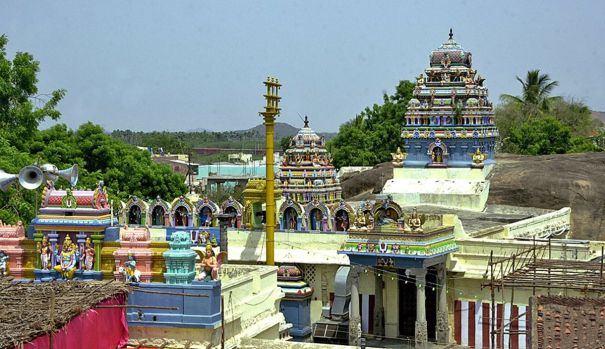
left=170, top=196, right=195, bottom=227
left=331, top=200, right=355, bottom=232
left=427, top=138, right=449, bottom=167
left=195, top=197, right=219, bottom=227
left=278, top=199, right=304, bottom=231
left=304, top=200, right=331, bottom=232
left=148, top=196, right=171, bottom=226
left=125, top=197, right=148, bottom=226
left=220, top=196, right=244, bottom=228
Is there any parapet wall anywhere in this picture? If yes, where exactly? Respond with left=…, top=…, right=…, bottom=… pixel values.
left=504, top=207, right=571, bottom=239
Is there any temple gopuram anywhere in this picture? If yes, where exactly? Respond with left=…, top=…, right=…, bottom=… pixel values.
left=401, top=29, right=497, bottom=168
left=276, top=117, right=342, bottom=231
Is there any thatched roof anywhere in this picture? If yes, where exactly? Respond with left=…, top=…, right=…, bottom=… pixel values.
left=0, top=279, right=131, bottom=349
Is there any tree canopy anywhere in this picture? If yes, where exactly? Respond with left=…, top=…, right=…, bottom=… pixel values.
left=0, top=35, right=188, bottom=225
left=330, top=80, right=415, bottom=167
left=496, top=69, right=602, bottom=154
left=500, top=69, right=559, bottom=122
left=0, top=35, right=66, bottom=151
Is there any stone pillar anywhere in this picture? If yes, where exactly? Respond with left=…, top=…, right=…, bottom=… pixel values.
left=373, top=270, right=385, bottom=338
left=436, top=263, right=450, bottom=344
left=91, top=233, right=104, bottom=272
left=384, top=271, right=399, bottom=338
left=76, top=231, right=87, bottom=270
left=215, top=213, right=231, bottom=265
left=348, top=268, right=361, bottom=346
left=414, top=268, right=428, bottom=349
left=48, top=231, right=59, bottom=269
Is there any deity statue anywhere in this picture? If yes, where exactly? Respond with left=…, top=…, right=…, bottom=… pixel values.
left=37, top=236, right=52, bottom=271
left=281, top=153, right=288, bottom=166
left=471, top=148, right=488, bottom=168
left=54, top=235, right=78, bottom=280
left=391, top=147, right=407, bottom=167
left=441, top=53, right=451, bottom=68
left=197, top=244, right=226, bottom=282
left=352, top=210, right=369, bottom=231
left=80, top=238, right=95, bottom=272
left=0, top=250, right=8, bottom=277
left=124, top=251, right=137, bottom=282
left=404, top=207, right=425, bottom=233
left=415, top=73, right=425, bottom=87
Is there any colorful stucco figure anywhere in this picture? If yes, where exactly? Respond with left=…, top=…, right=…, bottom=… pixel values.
left=53, top=235, right=78, bottom=279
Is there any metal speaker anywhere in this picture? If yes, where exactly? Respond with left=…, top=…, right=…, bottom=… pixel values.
left=19, top=166, right=44, bottom=190
left=40, top=163, right=59, bottom=183
left=0, top=170, right=18, bottom=192
left=57, top=164, right=78, bottom=187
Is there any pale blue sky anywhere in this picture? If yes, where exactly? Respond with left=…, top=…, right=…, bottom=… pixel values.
left=2, top=1, right=604, bottom=133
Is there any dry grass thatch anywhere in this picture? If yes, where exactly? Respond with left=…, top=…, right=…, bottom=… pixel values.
left=0, top=279, right=131, bottom=349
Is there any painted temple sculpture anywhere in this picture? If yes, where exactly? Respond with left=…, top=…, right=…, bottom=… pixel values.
left=400, top=29, right=497, bottom=168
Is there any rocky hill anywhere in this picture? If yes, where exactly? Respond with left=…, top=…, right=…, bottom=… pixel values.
left=341, top=152, right=605, bottom=240
left=241, top=123, right=338, bottom=141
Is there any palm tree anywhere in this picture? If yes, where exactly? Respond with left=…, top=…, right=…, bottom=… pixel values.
left=500, top=69, right=559, bottom=121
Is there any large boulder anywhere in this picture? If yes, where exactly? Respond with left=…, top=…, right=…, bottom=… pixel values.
left=487, top=152, right=605, bottom=240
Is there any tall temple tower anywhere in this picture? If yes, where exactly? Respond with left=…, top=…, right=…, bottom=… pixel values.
left=276, top=116, right=342, bottom=231
left=401, top=29, right=498, bottom=168
left=384, top=30, right=497, bottom=211
left=277, top=116, right=341, bottom=205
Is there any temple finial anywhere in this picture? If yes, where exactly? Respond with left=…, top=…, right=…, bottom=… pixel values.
left=449, top=28, right=453, bottom=40
left=304, top=115, right=309, bottom=127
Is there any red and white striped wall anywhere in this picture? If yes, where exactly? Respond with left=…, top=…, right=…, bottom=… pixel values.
left=454, top=301, right=527, bottom=349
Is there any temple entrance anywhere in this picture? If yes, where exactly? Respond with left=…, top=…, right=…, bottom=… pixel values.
left=399, top=271, right=417, bottom=337
left=129, top=206, right=141, bottom=225
left=309, top=208, right=322, bottom=231
left=175, top=207, right=188, bottom=226
left=284, top=207, right=298, bottom=230
left=199, top=207, right=212, bottom=227
left=152, top=206, right=164, bottom=226
left=335, top=210, right=349, bottom=232
left=224, top=206, right=237, bottom=227
left=398, top=268, right=437, bottom=340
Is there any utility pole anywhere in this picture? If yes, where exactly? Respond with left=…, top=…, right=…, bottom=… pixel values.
left=259, top=76, right=281, bottom=266
left=187, top=150, right=192, bottom=190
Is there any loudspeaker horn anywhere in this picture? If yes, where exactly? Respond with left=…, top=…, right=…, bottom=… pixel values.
left=56, top=164, right=79, bottom=187
left=19, top=166, right=44, bottom=190
left=0, top=170, right=18, bottom=192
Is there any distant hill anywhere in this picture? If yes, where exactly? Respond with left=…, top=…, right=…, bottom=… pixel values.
left=235, top=122, right=338, bottom=141
left=186, top=127, right=211, bottom=132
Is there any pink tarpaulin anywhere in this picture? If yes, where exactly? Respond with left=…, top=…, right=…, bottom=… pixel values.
left=24, top=293, right=129, bottom=349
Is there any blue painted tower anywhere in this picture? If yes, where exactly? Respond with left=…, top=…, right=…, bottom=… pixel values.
left=402, top=29, right=498, bottom=168
left=277, top=265, right=314, bottom=341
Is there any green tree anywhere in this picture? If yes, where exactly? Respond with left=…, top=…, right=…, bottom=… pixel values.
left=331, top=80, right=415, bottom=167
left=506, top=117, right=600, bottom=155
left=549, top=97, right=602, bottom=138
left=0, top=35, right=66, bottom=151
left=280, top=136, right=293, bottom=151
left=500, top=69, right=559, bottom=122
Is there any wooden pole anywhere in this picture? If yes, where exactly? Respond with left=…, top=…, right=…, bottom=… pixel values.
left=50, top=290, right=55, bottom=349
left=490, top=250, right=495, bottom=349
left=500, top=262, right=505, bottom=349
left=132, top=288, right=209, bottom=297
left=221, top=295, right=226, bottom=349
left=95, top=305, right=178, bottom=310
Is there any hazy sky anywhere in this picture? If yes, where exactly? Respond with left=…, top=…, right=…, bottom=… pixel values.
left=2, top=1, right=604, bottom=133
